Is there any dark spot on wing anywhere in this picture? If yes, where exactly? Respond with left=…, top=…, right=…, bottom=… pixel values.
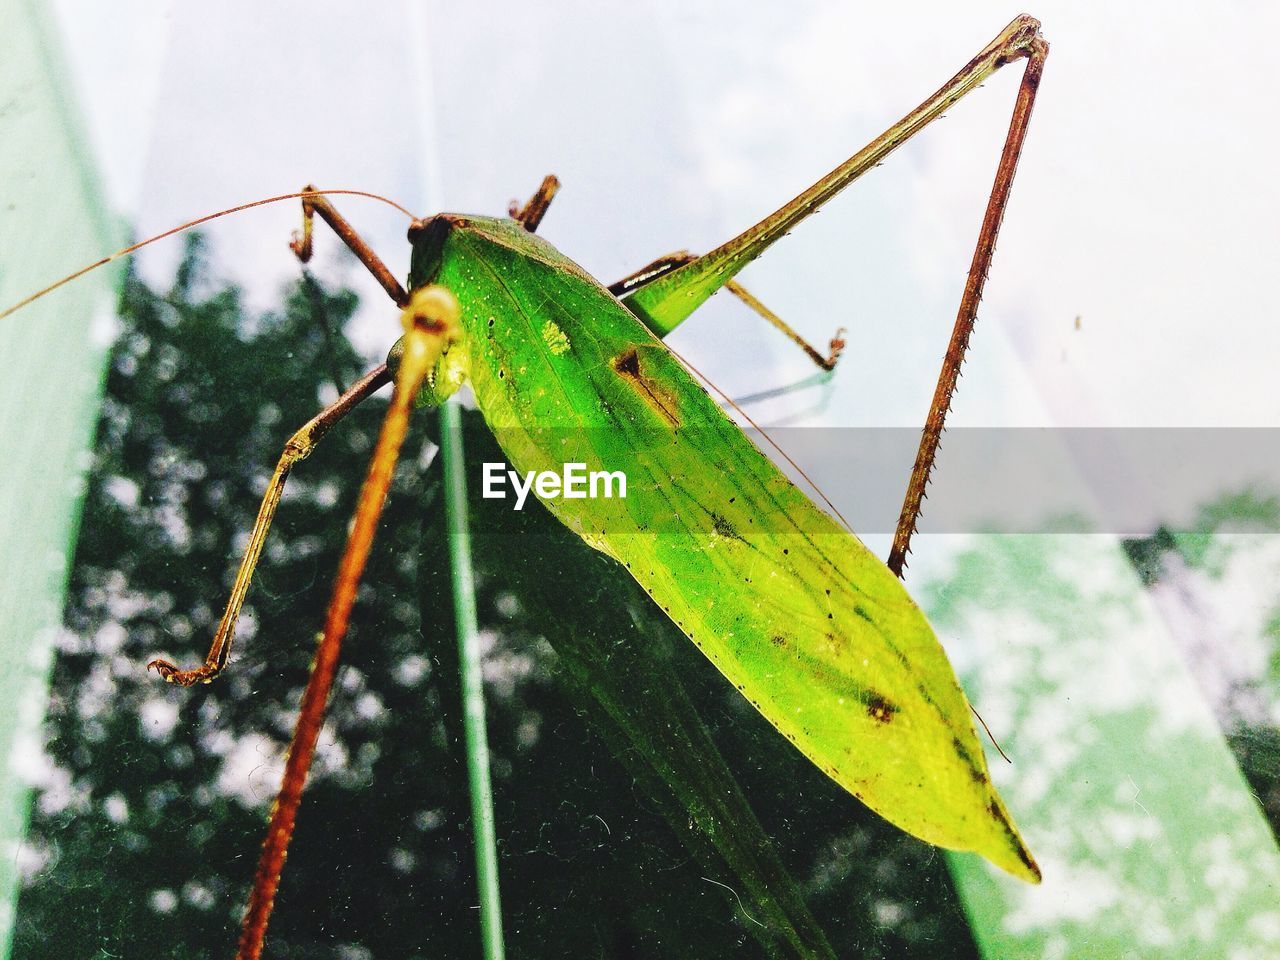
left=614, top=348, right=640, bottom=377
left=853, top=605, right=874, bottom=624
left=1016, top=843, right=1041, bottom=879
left=985, top=794, right=1032, bottom=878
left=711, top=512, right=744, bottom=541
left=866, top=693, right=897, bottom=724
left=952, top=736, right=980, bottom=771
left=612, top=347, right=680, bottom=427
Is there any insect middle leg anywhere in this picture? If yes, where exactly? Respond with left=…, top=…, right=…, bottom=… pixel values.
left=236, top=288, right=461, bottom=960
left=611, top=251, right=846, bottom=371
left=509, top=174, right=561, bottom=232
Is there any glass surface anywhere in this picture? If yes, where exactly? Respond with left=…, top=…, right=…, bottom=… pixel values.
left=4, top=3, right=1280, bottom=957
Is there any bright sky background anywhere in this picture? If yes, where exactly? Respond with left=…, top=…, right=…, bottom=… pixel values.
left=46, top=1, right=1280, bottom=549
left=48, top=2, right=1280, bottom=422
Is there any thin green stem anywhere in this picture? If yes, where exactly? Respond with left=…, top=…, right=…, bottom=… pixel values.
left=440, top=400, right=506, bottom=960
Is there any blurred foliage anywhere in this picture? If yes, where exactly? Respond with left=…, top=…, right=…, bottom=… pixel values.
left=12, top=238, right=980, bottom=959
left=1124, top=502, right=1280, bottom=841
left=931, top=529, right=1280, bottom=958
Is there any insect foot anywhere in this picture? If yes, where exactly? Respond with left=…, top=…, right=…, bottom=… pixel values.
left=825, top=326, right=848, bottom=371
left=145, top=658, right=217, bottom=686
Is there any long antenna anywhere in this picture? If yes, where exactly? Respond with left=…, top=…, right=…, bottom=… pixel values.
left=0, top=188, right=416, bottom=321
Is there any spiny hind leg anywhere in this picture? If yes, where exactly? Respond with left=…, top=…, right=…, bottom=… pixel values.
left=610, top=251, right=846, bottom=371
left=887, top=36, right=1048, bottom=576
left=146, top=364, right=392, bottom=686
left=595, top=18, right=1047, bottom=567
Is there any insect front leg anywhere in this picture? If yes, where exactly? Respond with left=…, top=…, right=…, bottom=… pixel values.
left=291, top=184, right=409, bottom=306
left=149, top=188, right=447, bottom=686
left=610, top=251, right=846, bottom=371
left=146, top=363, right=392, bottom=686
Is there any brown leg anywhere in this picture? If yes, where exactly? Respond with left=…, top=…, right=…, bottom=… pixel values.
left=611, top=251, right=846, bottom=371
left=508, top=174, right=561, bottom=232
left=150, top=190, right=418, bottom=684
left=887, top=35, right=1048, bottom=577
left=236, top=287, right=460, bottom=960
left=291, top=184, right=409, bottom=307
left=147, top=364, right=392, bottom=686
left=724, top=281, right=846, bottom=372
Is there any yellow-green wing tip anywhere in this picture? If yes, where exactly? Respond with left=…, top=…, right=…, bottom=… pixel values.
left=986, top=832, right=1042, bottom=885
left=973, top=788, right=1041, bottom=884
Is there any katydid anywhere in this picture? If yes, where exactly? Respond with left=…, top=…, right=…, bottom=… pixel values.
left=4, top=14, right=1049, bottom=959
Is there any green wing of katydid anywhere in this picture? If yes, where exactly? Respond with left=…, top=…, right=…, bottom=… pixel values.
left=413, top=216, right=1040, bottom=883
